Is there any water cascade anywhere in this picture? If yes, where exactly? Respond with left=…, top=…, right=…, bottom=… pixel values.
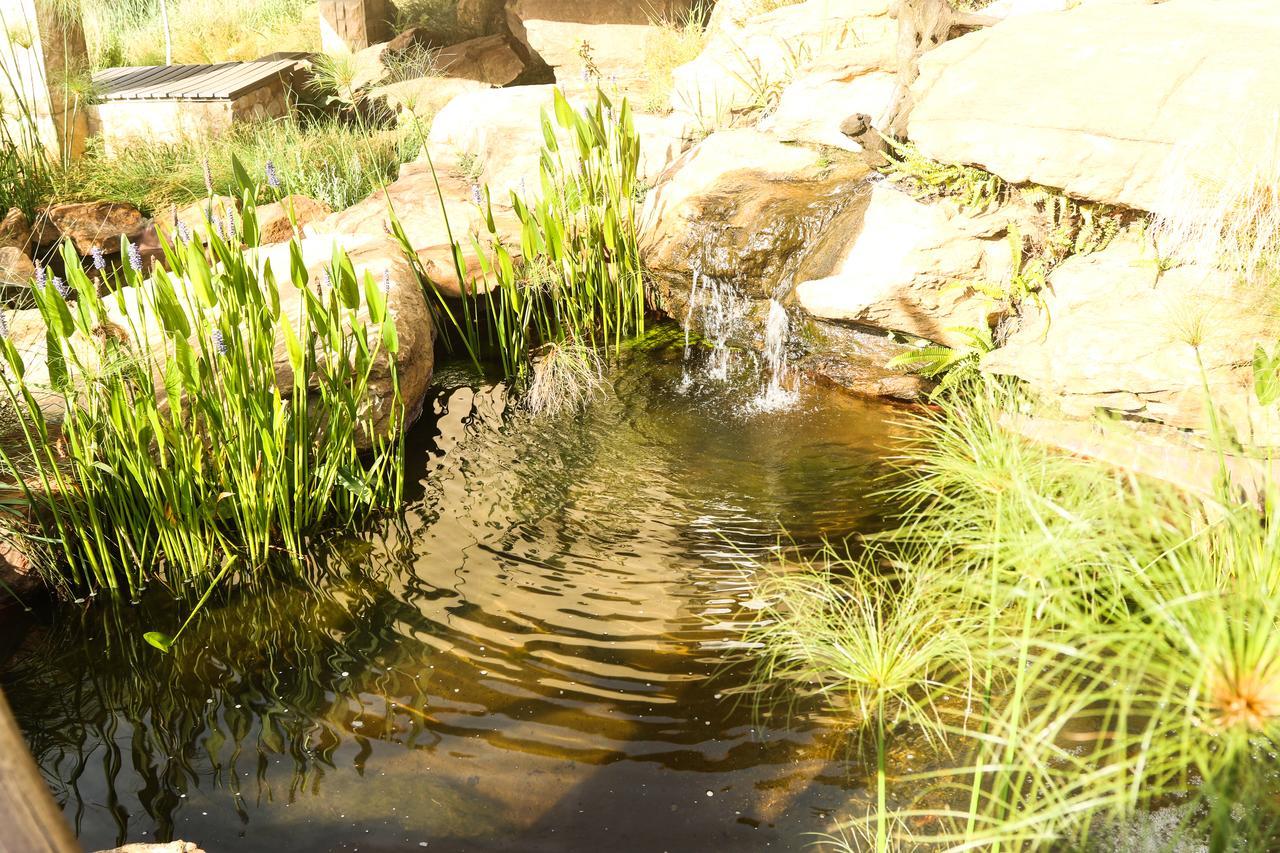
left=750, top=298, right=799, bottom=412
left=682, top=266, right=750, bottom=386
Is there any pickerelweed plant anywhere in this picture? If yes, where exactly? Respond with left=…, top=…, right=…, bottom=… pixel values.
left=390, top=88, right=645, bottom=390
left=745, top=381, right=1280, bottom=852
left=0, top=180, right=404, bottom=643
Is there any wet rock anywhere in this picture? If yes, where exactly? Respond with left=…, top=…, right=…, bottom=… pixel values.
left=908, top=0, right=1280, bottom=211
left=981, top=233, right=1280, bottom=444
left=0, top=540, right=39, bottom=609
left=256, top=195, right=333, bottom=245
left=794, top=182, right=1012, bottom=348
left=38, top=200, right=147, bottom=256
left=0, top=207, right=32, bottom=251
left=640, top=128, right=871, bottom=301
left=670, top=0, right=896, bottom=130
left=506, top=0, right=700, bottom=84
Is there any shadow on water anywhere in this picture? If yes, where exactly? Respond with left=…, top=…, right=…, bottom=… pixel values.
left=1, top=326, right=905, bottom=852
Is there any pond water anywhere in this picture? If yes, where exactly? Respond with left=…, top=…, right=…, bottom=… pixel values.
left=0, top=327, right=904, bottom=852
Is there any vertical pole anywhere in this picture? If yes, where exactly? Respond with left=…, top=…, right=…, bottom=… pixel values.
left=0, top=686, right=77, bottom=853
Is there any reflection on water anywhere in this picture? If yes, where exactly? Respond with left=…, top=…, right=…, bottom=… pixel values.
left=1, top=328, right=904, bottom=852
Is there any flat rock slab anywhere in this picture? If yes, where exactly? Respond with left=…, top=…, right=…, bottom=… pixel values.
left=909, top=0, right=1280, bottom=212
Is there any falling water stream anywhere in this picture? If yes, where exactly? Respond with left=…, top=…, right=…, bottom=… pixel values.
left=0, top=327, right=902, bottom=852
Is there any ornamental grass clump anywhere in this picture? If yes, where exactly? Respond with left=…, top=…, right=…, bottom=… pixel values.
left=0, top=189, right=404, bottom=623
left=745, top=383, right=1280, bottom=852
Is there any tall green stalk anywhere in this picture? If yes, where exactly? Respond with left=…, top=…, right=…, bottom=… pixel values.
left=0, top=187, right=404, bottom=625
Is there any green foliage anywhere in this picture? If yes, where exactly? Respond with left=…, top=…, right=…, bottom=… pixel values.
left=747, top=386, right=1280, bottom=851
left=392, top=88, right=645, bottom=388
left=52, top=116, right=418, bottom=214
left=638, top=1, right=711, bottom=113
left=888, top=326, right=994, bottom=399
left=80, top=0, right=317, bottom=68
left=0, top=183, right=404, bottom=612
left=1019, top=183, right=1123, bottom=262
left=1254, top=343, right=1280, bottom=406
left=880, top=135, right=1006, bottom=213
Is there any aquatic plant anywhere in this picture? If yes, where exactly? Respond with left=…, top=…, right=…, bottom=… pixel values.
left=0, top=187, right=404, bottom=619
left=746, top=383, right=1280, bottom=851
left=391, top=88, right=644, bottom=386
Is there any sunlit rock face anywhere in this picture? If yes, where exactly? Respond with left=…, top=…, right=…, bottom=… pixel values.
left=908, top=0, right=1280, bottom=212
left=982, top=233, right=1280, bottom=446
left=669, top=0, right=897, bottom=133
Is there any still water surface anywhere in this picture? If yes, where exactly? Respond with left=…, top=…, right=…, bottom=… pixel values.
left=1, top=330, right=903, bottom=852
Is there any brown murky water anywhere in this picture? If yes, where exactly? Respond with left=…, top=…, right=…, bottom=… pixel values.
left=1, top=328, right=904, bottom=852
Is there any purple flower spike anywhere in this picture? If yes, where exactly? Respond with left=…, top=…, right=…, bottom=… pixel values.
left=0, top=310, right=9, bottom=340
left=211, top=328, right=227, bottom=356
left=127, top=242, right=143, bottom=273
left=52, top=276, right=70, bottom=299
left=381, top=269, right=392, bottom=294
left=34, top=267, right=45, bottom=289
left=471, top=182, right=483, bottom=206
left=90, top=246, right=106, bottom=271
left=265, top=160, right=281, bottom=190
left=177, top=221, right=193, bottom=243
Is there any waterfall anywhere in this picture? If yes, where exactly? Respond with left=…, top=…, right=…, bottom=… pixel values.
left=681, top=271, right=798, bottom=412
left=750, top=299, right=798, bottom=412
left=682, top=267, right=749, bottom=387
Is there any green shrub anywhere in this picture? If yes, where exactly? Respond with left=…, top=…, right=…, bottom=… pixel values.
left=0, top=189, right=404, bottom=628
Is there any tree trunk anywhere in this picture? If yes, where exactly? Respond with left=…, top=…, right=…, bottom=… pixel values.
left=882, top=0, right=999, bottom=138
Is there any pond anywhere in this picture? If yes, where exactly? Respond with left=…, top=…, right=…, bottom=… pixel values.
left=0, top=326, right=905, bottom=852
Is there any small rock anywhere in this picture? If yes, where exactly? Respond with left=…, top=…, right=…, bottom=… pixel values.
left=839, top=113, right=870, bottom=138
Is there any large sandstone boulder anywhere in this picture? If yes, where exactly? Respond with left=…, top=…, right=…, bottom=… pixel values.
left=794, top=183, right=1011, bottom=348
left=669, top=0, right=896, bottom=130
left=908, top=0, right=1280, bottom=212
left=38, top=201, right=146, bottom=255
left=982, top=234, right=1280, bottom=444
left=433, top=33, right=526, bottom=85
left=758, top=45, right=898, bottom=151
left=0, top=247, right=35, bottom=288
left=426, top=85, right=692, bottom=200
left=256, top=195, right=333, bottom=244
left=640, top=128, right=871, bottom=301
left=310, top=161, right=520, bottom=298
left=0, top=207, right=32, bottom=251
left=369, top=76, right=488, bottom=123
left=506, top=0, right=700, bottom=84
